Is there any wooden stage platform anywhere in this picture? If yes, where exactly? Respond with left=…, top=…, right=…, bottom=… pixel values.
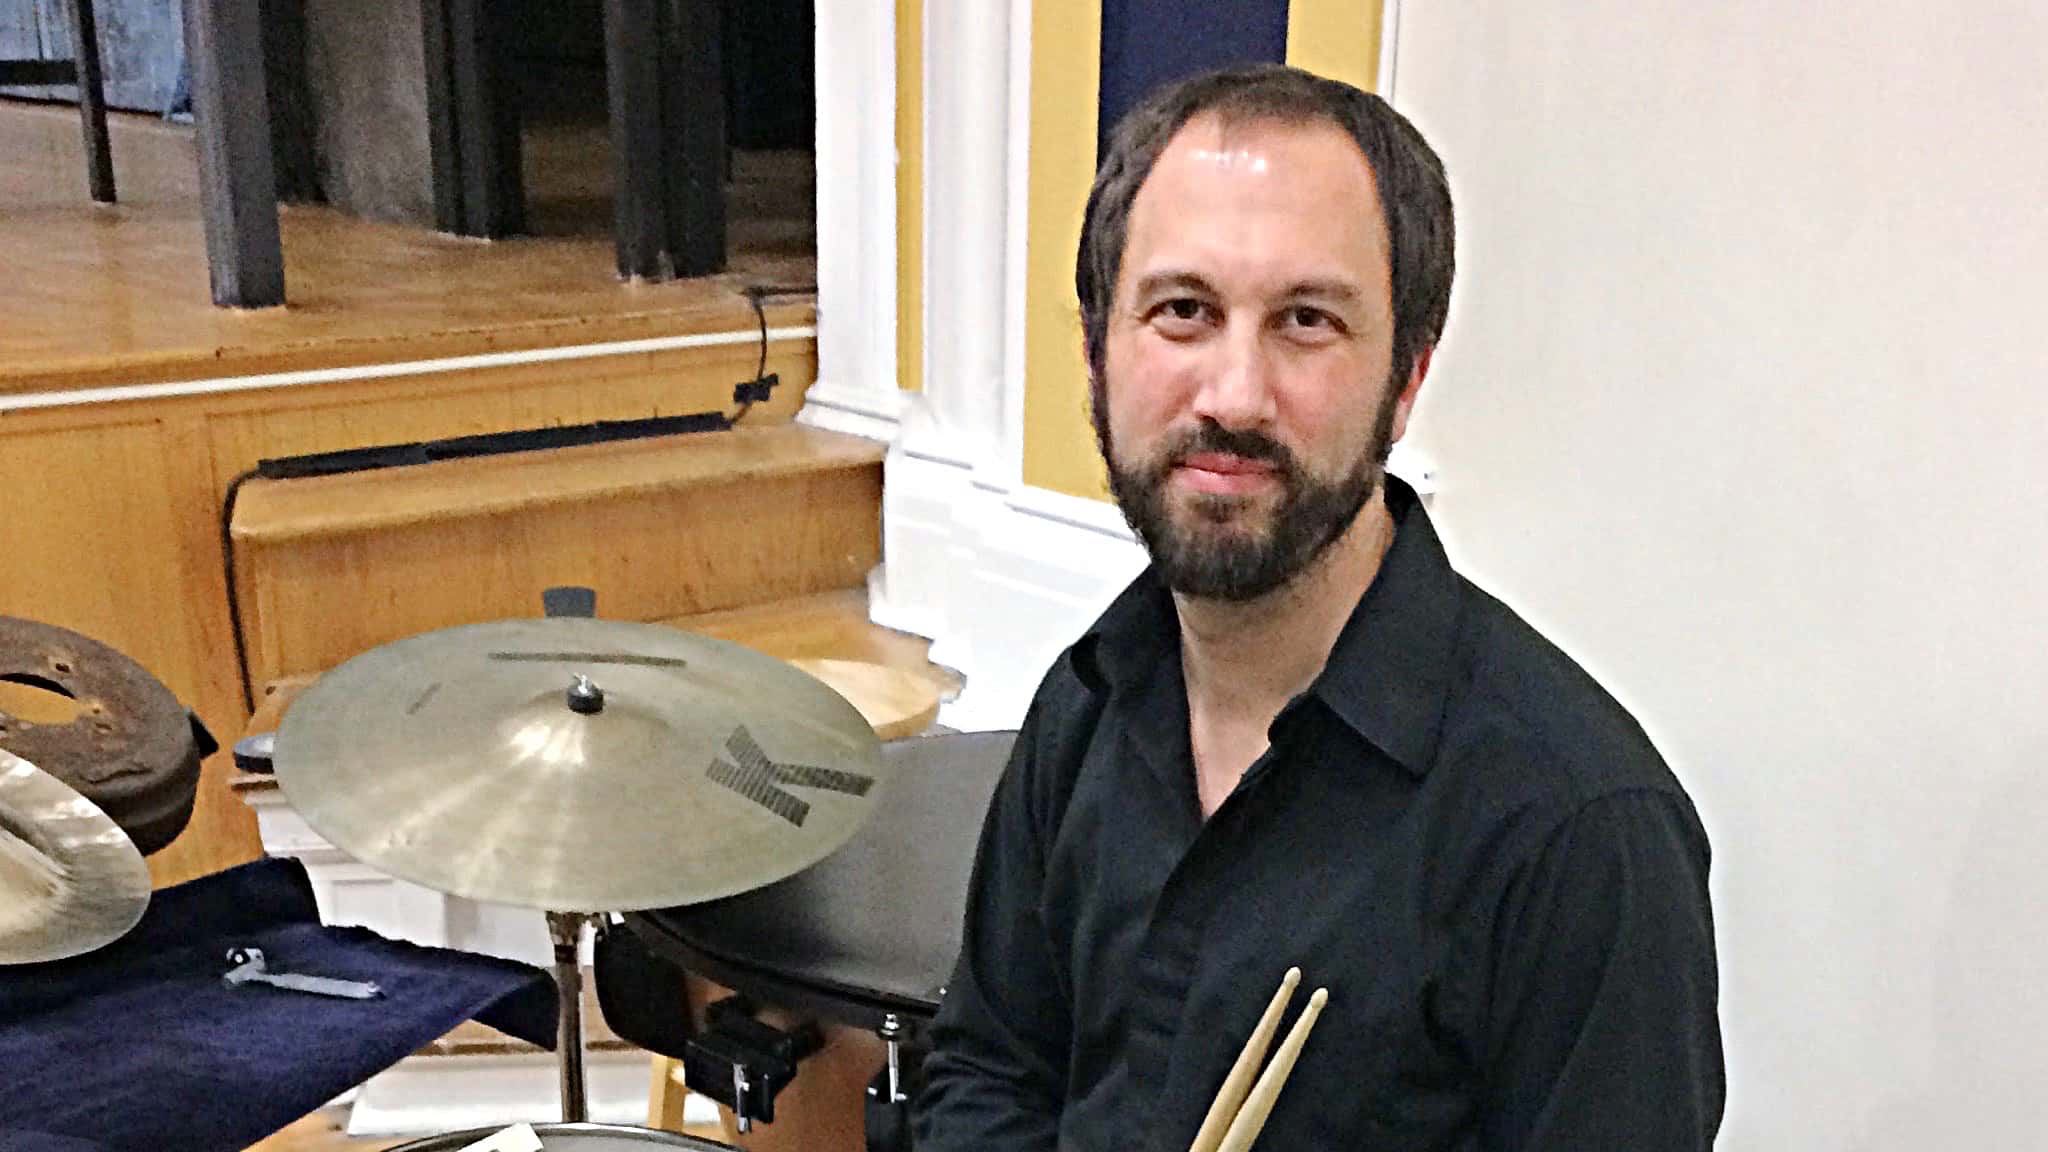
left=1, top=96, right=833, bottom=888
left=0, top=97, right=816, bottom=395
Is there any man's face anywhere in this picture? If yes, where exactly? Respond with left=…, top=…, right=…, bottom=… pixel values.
left=1094, top=113, right=1419, bottom=602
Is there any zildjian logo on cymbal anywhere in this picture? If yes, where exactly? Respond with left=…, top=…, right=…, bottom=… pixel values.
left=707, top=725, right=874, bottom=827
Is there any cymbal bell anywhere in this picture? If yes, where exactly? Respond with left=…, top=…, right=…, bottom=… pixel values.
left=0, top=749, right=151, bottom=965
left=273, top=618, right=889, bottom=912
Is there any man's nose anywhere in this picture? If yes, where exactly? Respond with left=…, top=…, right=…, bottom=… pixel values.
left=1189, top=322, right=1278, bottom=430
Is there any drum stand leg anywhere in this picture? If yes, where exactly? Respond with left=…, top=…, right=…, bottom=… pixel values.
left=547, top=910, right=591, bottom=1123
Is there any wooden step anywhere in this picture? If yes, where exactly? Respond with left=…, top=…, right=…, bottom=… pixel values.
left=228, top=423, right=884, bottom=689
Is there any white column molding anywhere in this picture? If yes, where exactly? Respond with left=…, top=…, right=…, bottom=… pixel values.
left=802, top=0, right=905, bottom=439
left=1377, top=0, right=1403, bottom=98
left=998, top=0, right=1036, bottom=491
left=867, top=0, right=1161, bottom=731
left=905, top=0, right=1013, bottom=470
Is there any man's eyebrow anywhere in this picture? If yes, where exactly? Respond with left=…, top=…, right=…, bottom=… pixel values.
left=1282, top=278, right=1366, bottom=305
left=1130, top=270, right=1218, bottom=300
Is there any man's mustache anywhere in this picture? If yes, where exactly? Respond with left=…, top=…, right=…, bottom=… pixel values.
left=1153, top=421, right=1298, bottom=475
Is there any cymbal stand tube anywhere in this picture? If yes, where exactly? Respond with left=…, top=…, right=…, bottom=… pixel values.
left=547, top=910, right=590, bottom=1123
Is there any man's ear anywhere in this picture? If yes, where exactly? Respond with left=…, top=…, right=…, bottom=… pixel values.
left=1084, top=342, right=1109, bottom=414
left=1388, top=346, right=1434, bottom=443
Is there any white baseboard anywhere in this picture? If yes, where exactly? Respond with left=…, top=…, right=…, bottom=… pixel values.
left=873, top=450, right=1146, bottom=733
left=796, top=380, right=909, bottom=442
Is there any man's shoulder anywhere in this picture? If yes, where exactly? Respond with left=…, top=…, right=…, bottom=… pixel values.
left=1444, top=578, right=1694, bottom=814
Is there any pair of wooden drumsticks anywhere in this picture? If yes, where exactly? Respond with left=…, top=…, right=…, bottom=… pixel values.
left=1188, top=967, right=1328, bottom=1152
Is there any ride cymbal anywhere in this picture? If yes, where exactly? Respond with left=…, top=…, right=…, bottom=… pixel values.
left=0, top=749, right=151, bottom=965
left=272, top=618, right=888, bottom=912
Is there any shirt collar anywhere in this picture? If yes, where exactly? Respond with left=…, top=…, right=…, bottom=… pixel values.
left=1075, top=476, right=1462, bottom=779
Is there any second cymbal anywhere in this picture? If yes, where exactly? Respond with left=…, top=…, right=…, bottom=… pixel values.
left=0, top=749, right=151, bottom=965
left=273, top=618, right=889, bottom=913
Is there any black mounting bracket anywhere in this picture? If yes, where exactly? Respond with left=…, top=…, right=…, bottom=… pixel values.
left=680, top=995, right=824, bottom=1127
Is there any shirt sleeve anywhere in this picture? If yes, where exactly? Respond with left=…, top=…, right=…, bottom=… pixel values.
left=912, top=695, right=1074, bottom=1152
left=1480, top=788, right=1725, bottom=1151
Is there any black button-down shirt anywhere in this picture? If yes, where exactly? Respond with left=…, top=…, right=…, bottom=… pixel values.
left=914, top=479, right=1723, bottom=1151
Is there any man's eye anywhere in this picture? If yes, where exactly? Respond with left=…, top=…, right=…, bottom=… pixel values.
left=1289, top=307, right=1332, bottom=329
left=1162, top=299, right=1205, bottom=322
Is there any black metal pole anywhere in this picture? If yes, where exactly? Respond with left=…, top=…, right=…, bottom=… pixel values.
left=546, top=910, right=590, bottom=1123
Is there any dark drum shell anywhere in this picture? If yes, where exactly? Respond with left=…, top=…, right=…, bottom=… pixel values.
left=622, top=730, right=1018, bottom=1037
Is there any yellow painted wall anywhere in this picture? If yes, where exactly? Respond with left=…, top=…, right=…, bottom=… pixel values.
left=1287, top=0, right=1385, bottom=93
left=896, top=0, right=924, bottom=392
left=1019, top=0, right=1107, bottom=499
left=1017, top=0, right=1387, bottom=498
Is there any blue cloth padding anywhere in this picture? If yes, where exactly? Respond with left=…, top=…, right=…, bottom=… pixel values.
left=1097, top=0, right=1290, bottom=159
left=0, top=857, right=556, bottom=1152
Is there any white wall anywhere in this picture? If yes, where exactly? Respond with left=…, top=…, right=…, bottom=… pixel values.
left=1392, top=4, right=2048, bottom=1148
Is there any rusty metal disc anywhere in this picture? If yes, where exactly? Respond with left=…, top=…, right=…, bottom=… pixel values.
left=0, top=617, right=204, bottom=856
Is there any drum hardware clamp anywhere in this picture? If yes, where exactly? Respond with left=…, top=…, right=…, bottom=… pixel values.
left=681, top=995, right=824, bottom=1132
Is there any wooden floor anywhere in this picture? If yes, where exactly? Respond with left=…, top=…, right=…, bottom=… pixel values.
left=0, top=98, right=815, bottom=394
left=244, top=1111, right=407, bottom=1152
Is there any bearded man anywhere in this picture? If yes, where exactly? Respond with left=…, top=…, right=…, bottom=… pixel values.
left=913, top=64, right=1724, bottom=1152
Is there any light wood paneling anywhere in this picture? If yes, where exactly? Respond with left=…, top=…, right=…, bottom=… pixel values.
left=0, top=416, right=259, bottom=887
left=231, top=421, right=876, bottom=542
left=229, top=424, right=883, bottom=690
left=0, top=420, right=193, bottom=668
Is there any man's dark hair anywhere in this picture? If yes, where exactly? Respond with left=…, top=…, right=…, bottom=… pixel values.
left=1076, top=64, right=1455, bottom=387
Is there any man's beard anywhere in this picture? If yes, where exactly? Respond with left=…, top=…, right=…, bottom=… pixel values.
left=1093, top=381, right=1399, bottom=602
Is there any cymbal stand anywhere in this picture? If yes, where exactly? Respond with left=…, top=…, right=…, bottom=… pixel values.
left=542, top=594, right=599, bottom=1122
left=546, top=910, right=592, bottom=1122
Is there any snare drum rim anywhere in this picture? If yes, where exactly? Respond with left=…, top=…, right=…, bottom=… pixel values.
left=384, top=1121, right=732, bottom=1151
